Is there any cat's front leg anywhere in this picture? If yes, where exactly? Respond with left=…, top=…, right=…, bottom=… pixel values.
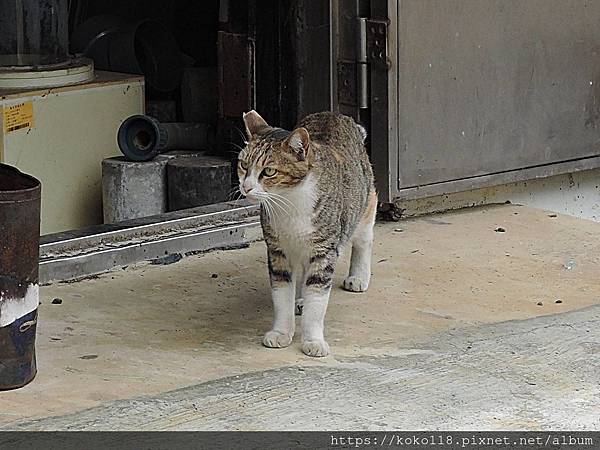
left=294, top=267, right=307, bottom=316
left=263, top=246, right=295, bottom=348
left=301, top=250, right=337, bottom=357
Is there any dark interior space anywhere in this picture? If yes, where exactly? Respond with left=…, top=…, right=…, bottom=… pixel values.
left=66, top=0, right=307, bottom=166
left=69, top=1, right=220, bottom=68
left=0, top=0, right=330, bottom=232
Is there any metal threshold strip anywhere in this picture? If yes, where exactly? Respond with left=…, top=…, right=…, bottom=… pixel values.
left=39, top=200, right=262, bottom=284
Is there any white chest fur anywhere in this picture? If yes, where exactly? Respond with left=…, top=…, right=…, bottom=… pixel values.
left=267, top=174, right=316, bottom=263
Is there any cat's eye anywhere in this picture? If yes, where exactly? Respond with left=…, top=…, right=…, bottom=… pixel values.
left=239, top=160, right=248, bottom=170
left=262, top=167, right=277, bottom=177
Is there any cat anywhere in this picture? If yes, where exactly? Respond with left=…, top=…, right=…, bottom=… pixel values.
left=238, top=110, right=376, bottom=357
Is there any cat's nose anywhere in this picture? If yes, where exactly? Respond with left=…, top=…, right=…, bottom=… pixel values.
left=242, top=181, right=254, bottom=194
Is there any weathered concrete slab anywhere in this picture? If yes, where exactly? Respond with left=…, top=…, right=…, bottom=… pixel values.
left=4, top=305, right=599, bottom=431
left=1, top=204, right=599, bottom=429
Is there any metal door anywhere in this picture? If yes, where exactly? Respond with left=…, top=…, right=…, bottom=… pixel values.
left=334, top=0, right=600, bottom=202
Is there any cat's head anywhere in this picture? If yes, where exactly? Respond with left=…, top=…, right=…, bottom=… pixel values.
left=237, top=110, right=312, bottom=202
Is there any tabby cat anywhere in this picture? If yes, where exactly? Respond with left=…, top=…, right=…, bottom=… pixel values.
left=238, top=111, right=376, bottom=357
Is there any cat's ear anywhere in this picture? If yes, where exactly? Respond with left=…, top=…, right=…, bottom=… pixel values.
left=284, top=127, right=310, bottom=161
left=242, top=110, right=269, bottom=138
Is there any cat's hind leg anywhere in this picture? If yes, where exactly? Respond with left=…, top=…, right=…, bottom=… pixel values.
left=263, top=247, right=295, bottom=348
left=343, top=190, right=377, bottom=292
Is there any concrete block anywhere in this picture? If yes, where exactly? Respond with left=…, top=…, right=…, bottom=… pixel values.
left=167, top=156, right=231, bottom=211
left=102, top=156, right=171, bottom=223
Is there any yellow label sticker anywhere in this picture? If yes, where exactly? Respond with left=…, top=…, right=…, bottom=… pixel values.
left=3, top=102, right=34, bottom=133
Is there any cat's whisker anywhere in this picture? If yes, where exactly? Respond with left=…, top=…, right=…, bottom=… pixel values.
left=265, top=192, right=298, bottom=214
left=264, top=192, right=290, bottom=204
left=257, top=194, right=284, bottom=220
left=270, top=195, right=296, bottom=211
left=264, top=195, right=291, bottom=217
left=252, top=193, right=268, bottom=212
left=260, top=197, right=276, bottom=221
left=227, top=186, right=243, bottom=201
left=232, top=126, right=249, bottom=144
left=265, top=191, right=294, bottom=204
left=263, top=197, right=282, bottom=220
left=225, top=141, right=246, bottom=152
left=233, top=192, right=244, bottom=204
left=256, top=192, right=286, bottom=214
left=257, top=199, right=267, bottom=218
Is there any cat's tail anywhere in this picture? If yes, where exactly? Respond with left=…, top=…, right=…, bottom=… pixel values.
left=356, top=123, right=367, bottom=143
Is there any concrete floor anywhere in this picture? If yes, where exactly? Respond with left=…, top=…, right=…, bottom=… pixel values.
left=1, top=204, right=599, bottom=430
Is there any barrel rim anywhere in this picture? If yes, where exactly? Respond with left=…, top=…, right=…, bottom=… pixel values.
left=0, top=163, right=41, bottom=202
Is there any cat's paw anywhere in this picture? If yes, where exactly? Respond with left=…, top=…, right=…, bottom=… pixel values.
left=295, top=298, right=304, bottom=316
left=342, top=276, right=369, bottom=292
left=263, top=330, right=293, bottom=348
left=301, top=339, right=330, bottom=357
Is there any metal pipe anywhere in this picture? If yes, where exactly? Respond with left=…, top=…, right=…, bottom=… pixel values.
left=117, top=115, right=214, bottom=162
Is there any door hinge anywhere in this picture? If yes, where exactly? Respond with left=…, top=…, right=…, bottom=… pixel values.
left=338, top=17, right=389, bottom=109
left=357, top=17, right=389, bottom=108
left=357, top=17, right=369, bottom=109
left=337, top=61, right=358, bottom=108
left=363, top=18, right=389, bottom=70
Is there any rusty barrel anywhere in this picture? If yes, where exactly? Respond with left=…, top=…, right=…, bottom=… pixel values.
left=0, top=163, right=41, bottom=390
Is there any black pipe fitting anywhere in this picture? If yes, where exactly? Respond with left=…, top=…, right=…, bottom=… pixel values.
left=117, top=115, right=213, bottom=162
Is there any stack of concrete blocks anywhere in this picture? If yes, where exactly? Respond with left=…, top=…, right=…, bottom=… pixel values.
left=102, top=153, right=231, bottom=223
left=103, top=67, right=224, bottom=223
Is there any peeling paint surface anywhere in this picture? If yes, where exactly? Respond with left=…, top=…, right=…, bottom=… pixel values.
left=0, top=284, right=39, bottom=327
